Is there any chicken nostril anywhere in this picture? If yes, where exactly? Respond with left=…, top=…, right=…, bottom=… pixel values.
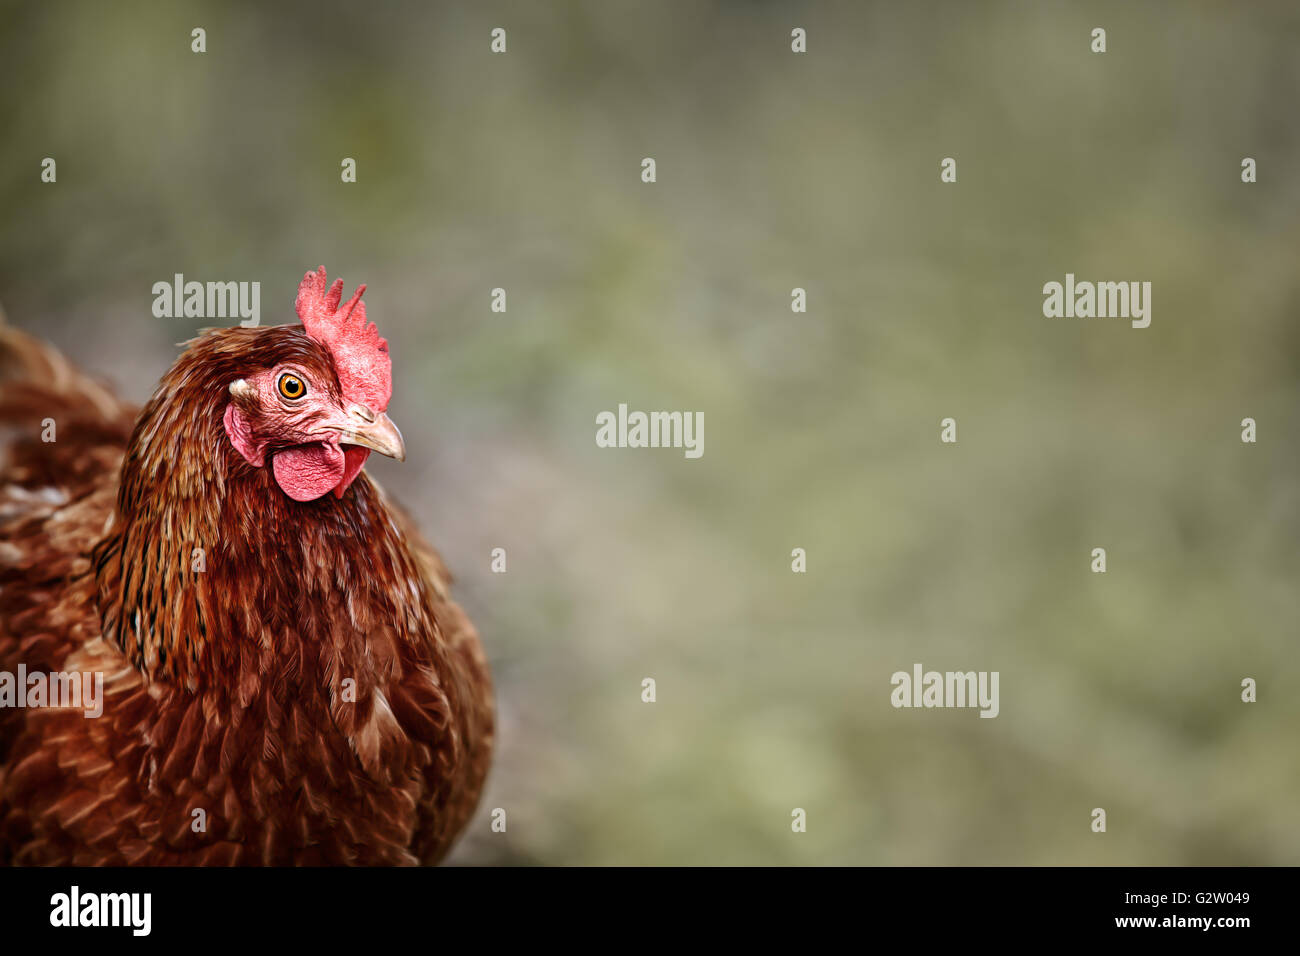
left=348, top=404, right=376, bottom=424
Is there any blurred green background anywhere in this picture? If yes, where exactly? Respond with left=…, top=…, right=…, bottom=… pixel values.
left=2, top=0, right=1297, bottom=864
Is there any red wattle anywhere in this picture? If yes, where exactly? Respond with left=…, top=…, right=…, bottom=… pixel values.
left=272, top=444, right=346, bottom=502
left=334, top=447, right=371, bottom=498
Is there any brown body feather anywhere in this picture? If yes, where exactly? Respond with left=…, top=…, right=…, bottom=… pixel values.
left=0, top=324, right=492, bottom=865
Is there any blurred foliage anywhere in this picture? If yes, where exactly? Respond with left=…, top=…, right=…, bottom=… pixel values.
left=1, top=0, right=1298, bottom=864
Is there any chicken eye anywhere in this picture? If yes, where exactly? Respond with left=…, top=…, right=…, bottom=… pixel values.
left=277, top=373, right=306, bottom=401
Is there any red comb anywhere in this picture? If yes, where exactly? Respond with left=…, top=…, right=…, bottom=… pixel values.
left=294, top=265, right=392, bottom=412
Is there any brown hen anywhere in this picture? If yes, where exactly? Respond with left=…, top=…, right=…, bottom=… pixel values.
left=0, top=268, right=493, bottom=865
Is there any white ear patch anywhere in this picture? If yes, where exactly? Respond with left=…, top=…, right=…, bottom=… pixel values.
left=228, top=378, right=256, bottom=400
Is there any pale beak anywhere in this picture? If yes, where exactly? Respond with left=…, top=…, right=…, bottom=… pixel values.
left=336, top=404, right=406, bottom=461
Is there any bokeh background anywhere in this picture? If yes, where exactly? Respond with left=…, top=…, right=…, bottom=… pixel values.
left=2, top=0, right=1297, bottom=864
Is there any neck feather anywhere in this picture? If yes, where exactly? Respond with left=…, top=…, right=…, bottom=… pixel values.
left=92, top=336, right=423, bottom=694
